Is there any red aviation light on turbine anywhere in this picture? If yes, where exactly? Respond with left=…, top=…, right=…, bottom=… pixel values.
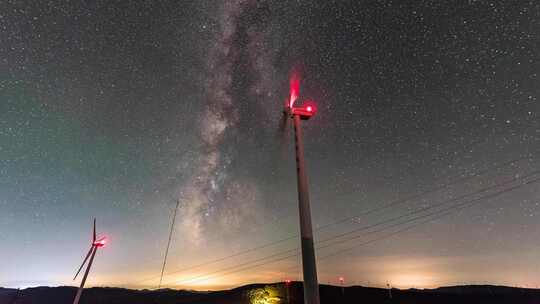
left=94, top=236, right=107, bottom=248
left=291, top=100, right=317, bottom=120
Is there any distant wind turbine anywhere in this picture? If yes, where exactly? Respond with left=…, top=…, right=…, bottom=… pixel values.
left=72, top=218, right=107, bottom=304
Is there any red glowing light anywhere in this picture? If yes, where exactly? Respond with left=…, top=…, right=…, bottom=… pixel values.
left=94, top=237, right=107, bottom=248
left=302, top=101, right=317, bottom=116
left=339, top=277, right=344, bottom=283
left=289, top=73, right=300, bottom=108
left=285, top=279, right=292, bottom=285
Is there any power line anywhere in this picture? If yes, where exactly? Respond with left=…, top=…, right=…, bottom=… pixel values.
left=183, top=174, right=540, bottom=285
left=321, top=178, right=540, bottom=260
left=315, top=167, right=535, bottom=247
left=132, top=234, right=297, bottom=286
left=120, top=152, right=533, bottom=278
left=130, top=155, right=532, bottom=286
left=166, top=171, right=540, bottom=286
left=315, top=155, right=532, bottom=232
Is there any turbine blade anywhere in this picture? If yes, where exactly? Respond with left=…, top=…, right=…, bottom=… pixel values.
left=276, top=112, right=291, bottom=161
left=277, top=112, right=289, bottom=137
left=73, top=246, right=94, bottom=281
left=289, top=73, right=300, bottom=108
left=93, top=218, right=96, bottom=243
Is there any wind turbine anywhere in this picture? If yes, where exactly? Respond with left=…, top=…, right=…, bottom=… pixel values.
left=72, top=218, right=107, bottom=304
left=279, top=71, right=320, bottom=304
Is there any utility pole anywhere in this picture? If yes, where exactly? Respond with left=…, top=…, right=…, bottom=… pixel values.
left=159, top=199, right=180, bottom=289
left=292, top=112, right=320, bottom=304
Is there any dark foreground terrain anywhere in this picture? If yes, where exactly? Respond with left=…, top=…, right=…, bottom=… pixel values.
left=2, top=283, right=540, bottom=304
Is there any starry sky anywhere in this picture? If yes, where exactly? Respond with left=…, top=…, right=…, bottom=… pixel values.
left=1, top=0, right=540, bottom=290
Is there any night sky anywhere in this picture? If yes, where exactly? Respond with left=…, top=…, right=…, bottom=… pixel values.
left=1, top=0, right=540, bottom=290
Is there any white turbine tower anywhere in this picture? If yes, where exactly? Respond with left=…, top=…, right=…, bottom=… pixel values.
left=72, top=218, right=107, bottom=304
left=279, top=71, right=320, bottom=304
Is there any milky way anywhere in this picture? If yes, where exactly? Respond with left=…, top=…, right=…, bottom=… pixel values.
left=180, top=0, right=279, bottom=243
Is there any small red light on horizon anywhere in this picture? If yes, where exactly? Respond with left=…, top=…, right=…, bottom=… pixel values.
left=306, top=106, right=312, bottom=112
left=339, top=277, right=344, bottom=282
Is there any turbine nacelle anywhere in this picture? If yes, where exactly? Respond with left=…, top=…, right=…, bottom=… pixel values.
left=284, top=72, right=317, bottom=120
left=284, top=101, right=317, bottom=120
left=277, top=71, right=318, bottom=141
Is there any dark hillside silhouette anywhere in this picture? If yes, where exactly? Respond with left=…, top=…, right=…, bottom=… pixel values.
left=2, top=283, right=540, bottom=304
